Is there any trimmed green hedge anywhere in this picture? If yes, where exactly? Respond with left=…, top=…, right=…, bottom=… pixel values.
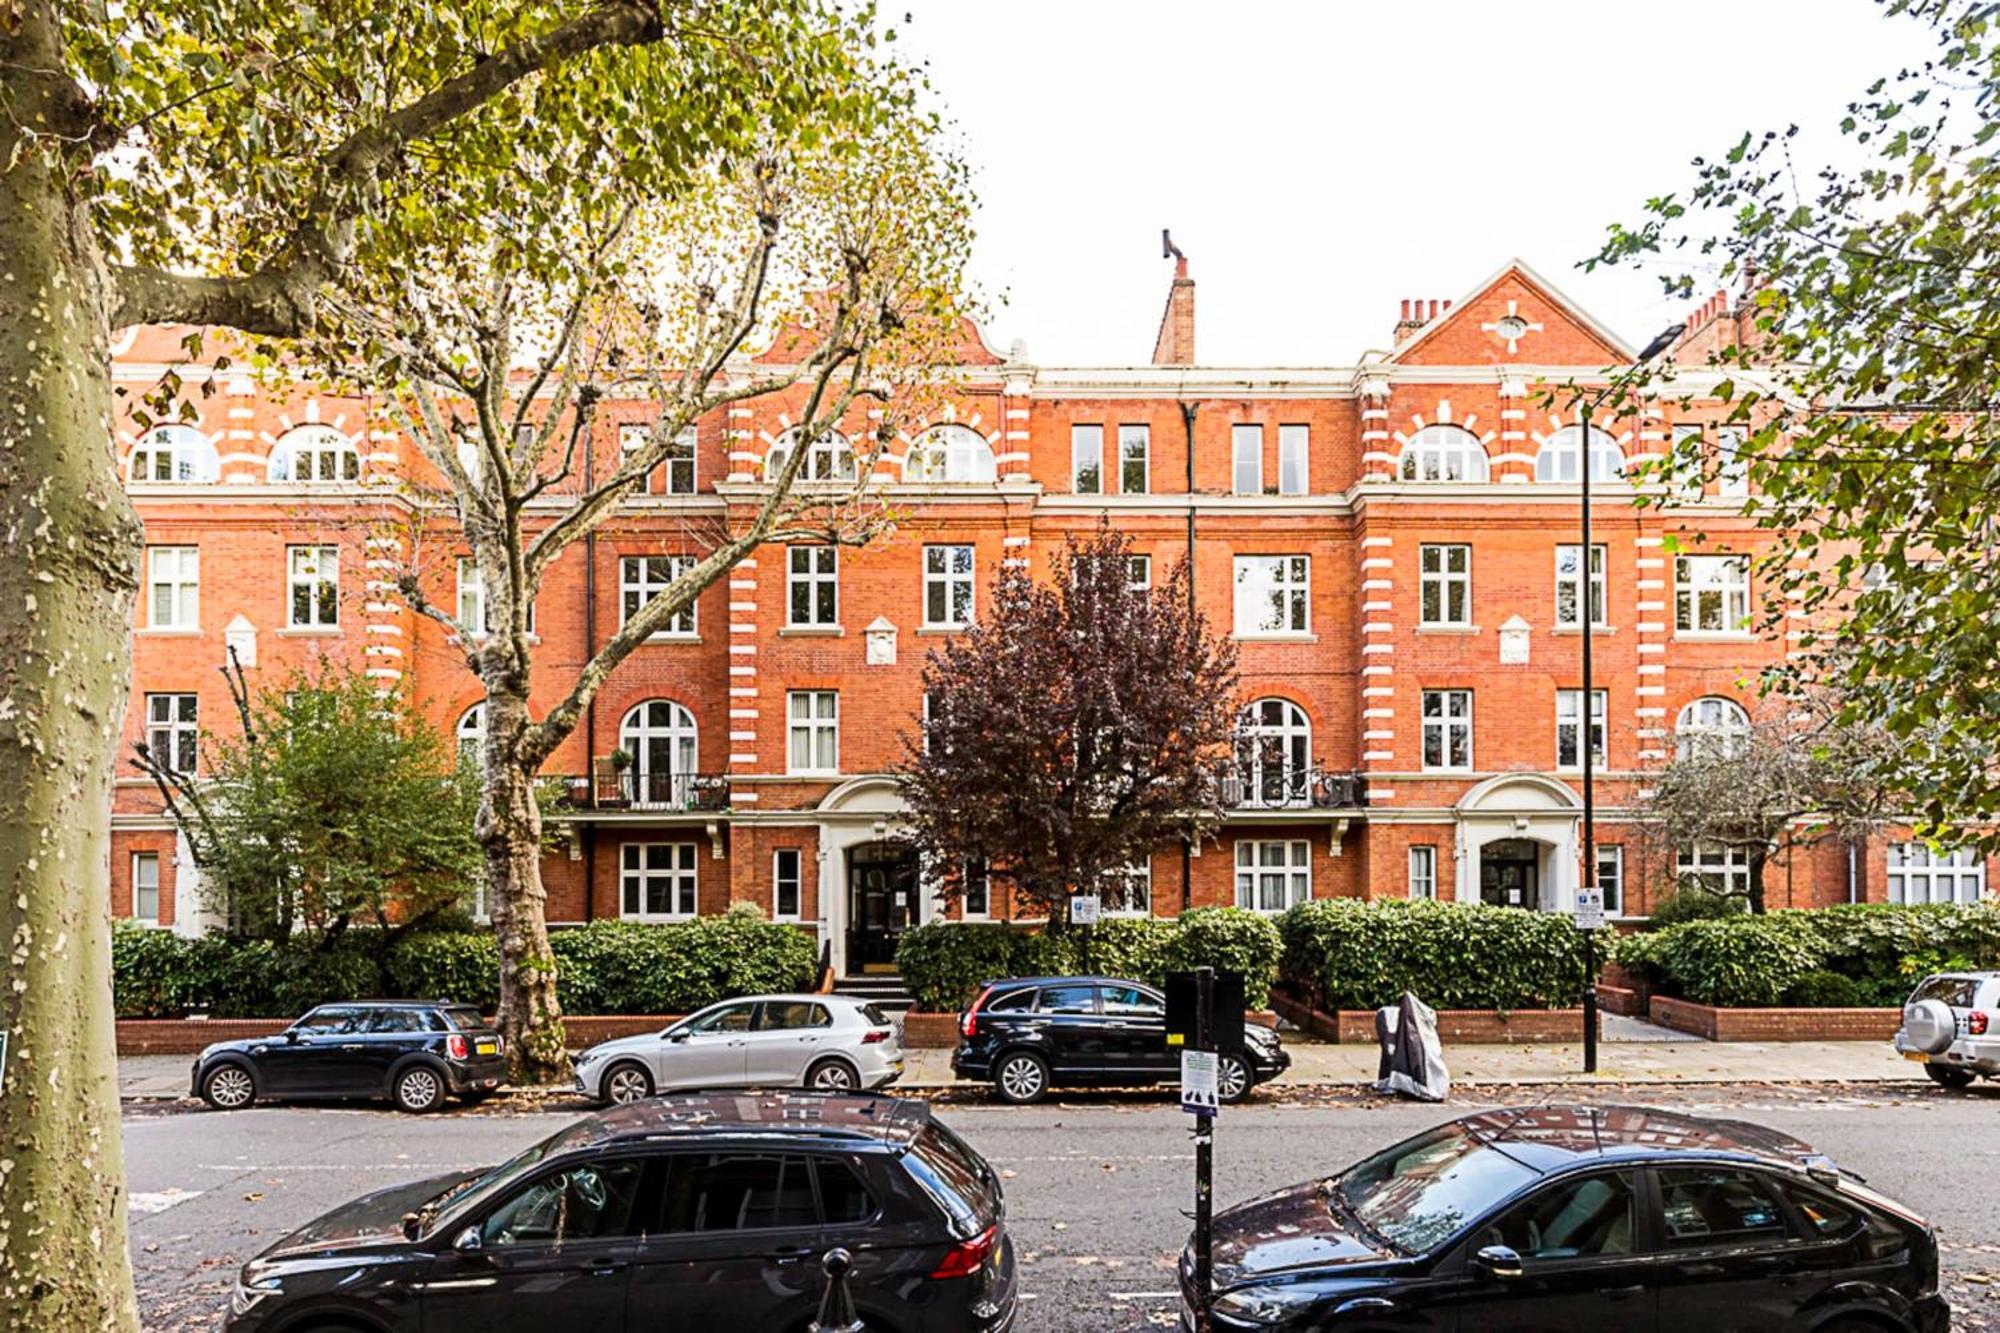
left=111, top=917, right=819, bottom=1019
left=1615, top=903, right=2000, bottom=1008
left=894, top=908, right=1283, bottom=1012
left=1278, top=899, right=1590, bottom=1011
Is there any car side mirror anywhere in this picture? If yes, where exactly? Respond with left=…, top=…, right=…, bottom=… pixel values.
left=1474, top=1245, right=1524, bottom=1280
left=666, top=1029, right=689, bottom=1043
left=453, top=1226, right=483, bottom=1253
left=284, top=1030, right=302, bottom=1044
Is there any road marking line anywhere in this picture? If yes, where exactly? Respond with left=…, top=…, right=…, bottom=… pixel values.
left=130, top=1188, right=202, bottom=1215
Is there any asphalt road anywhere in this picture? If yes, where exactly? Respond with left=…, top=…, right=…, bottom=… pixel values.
left=125, top=1082, right=2000, bottom=1331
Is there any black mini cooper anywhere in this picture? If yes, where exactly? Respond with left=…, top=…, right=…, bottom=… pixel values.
left=191, top=1001, right=508, bottom=1113
left=1184, top=1105, right=1948, bottom=1332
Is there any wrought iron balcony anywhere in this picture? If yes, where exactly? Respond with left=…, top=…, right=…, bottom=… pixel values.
left=586, top=767, right=731, bottom=812
left=1213, top=763, right=1366, bottom=811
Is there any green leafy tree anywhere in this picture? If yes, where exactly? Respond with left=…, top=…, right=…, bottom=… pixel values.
left=0, top=4, right=968, bottom=1324
left=1592, top=0, right=2000, bottom=842
left=134, top=662, right=482, bottom=940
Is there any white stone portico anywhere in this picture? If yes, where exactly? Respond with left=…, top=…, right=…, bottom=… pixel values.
left=1452, top=772, right=1583, bottom=912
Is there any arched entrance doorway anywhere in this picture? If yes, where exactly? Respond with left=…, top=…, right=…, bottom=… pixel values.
left=1479, top=837, right=1545, bottom=909
left=1453, top=774, right=1582, bottom=911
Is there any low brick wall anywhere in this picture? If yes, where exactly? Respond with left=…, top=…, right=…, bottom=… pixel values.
left=1596, top=985, right=1644, bottom=1018
left=1335, top=1009, right=1583, bottom=1045
left=118, top=1015, right=685, bottom=1057
left=1648, top=996, right=1902, bottom=1042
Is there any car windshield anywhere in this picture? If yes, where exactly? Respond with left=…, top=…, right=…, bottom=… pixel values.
left=442, top=1006, right=489, bottom=1032
left=423, top=1121, right=595, bottom=1236
left=1335, top=1123, right=1540, bottom=1255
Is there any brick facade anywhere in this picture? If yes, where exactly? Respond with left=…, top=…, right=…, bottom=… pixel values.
left=107, top=260, right=1997, bottom=972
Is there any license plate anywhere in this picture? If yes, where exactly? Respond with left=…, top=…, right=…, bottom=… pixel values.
left=1903, top=1050, right=1928, bottom=1062
left=476, top=1040, right=497, bottom=1055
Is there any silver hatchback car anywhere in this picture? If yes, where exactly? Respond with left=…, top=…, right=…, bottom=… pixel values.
left=1895, top=971, right=2000, bottom=1089
left=573, top=993, right=905, bottom=1104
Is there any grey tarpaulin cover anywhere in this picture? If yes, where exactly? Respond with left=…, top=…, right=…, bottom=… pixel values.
left=1373, top=992, right=1451, bottom=1102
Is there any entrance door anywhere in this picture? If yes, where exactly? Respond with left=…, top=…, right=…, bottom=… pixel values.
left=847, top=843, right=918, bottom=970
left=1481, top=838, right=1541, bottom=909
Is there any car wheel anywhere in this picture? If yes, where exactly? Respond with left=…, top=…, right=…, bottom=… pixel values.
left=603, top=1061, right=655, bottom=1105
left=199, top=1063, right=256, bottom=1111
left=1217, top=1052, right=1253, bottom=1104
left=393, top=1064, right=446, bottom=1113
left=1925, top=1062, right=1976, bottom=1090
left=806, top=1058, right=860, bottom=1092
left=994, top=1051, right=1049, bottom=1105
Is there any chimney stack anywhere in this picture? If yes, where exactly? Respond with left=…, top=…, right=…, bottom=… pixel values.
left=1151, top=230, right=1196, bottom=366
left=1394, top=296, right=1450, bottom=345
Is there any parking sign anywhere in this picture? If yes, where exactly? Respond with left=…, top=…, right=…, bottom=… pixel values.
left=1070, top=894, right=1101, bottom=926
left=1180, top=1049, right=1219, bottom=1116
left=1574, top=886, right=1605, bottom=932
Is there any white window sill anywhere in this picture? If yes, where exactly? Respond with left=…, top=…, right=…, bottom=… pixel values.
left=620, top=914, right=698, bottom=924
left=137, top=626, right=201, bottom=636
left=459, top=632, right=542, bottom=646
left=1233, top=632, right=1317, bottom=643
left=918, top=625, right=970, bottom=635
left=1673, top=631, right=1755, bottom=642
left=1421, top=766, right=1475, bottom=775
left=124, top=917, right=167, bottom=929
left=787, top=769, right=841, bottom=779
left=277, top=626, right=342, bottom=637
left=646, top=632, right=702, bottom=644
left=1550, top=625, right=1617, bottom=636
left=1416, top=625, right=1479, bottom=635
left=781, top=625, right=845, bottom=637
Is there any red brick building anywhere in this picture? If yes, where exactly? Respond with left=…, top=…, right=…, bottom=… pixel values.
left=109, top=259, right=1993, bottom=969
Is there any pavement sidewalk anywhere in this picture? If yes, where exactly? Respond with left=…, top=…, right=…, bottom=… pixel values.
left=125, top=1035, right=1925, bottom=1102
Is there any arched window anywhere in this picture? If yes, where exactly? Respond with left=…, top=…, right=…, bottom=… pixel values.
left=128, top=425, right=219, bottom=483
left=765, top=427, right=855, bottom=482
left=906, top=424, right=996, bottom=483
left=1535, top=425, right=1625, bottom=483
left=1398, top=425, right=1489, bottom=482
left=456, top=703, right=485, bottom=760
left=1235, top=698, right=1311, bottom=808
left=619, top=700, right=699, bottom=808
left=269, top=425, right=360, bottom=482
left=1675, top=696, right=1751, bottom=760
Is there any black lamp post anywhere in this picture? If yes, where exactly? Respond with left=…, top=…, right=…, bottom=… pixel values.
left=1577, top=322, right=1685, bottom=1075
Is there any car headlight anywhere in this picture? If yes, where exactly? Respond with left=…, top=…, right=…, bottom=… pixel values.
left=230, top=1275, right=282, bottom=1316
left=1211, top=1282, right=1324, bottom=1321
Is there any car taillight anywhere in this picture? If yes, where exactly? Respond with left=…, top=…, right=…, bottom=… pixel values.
left=961, top=989, right=990, bottom=1040
left=929, top=1225, right=996, bottom=1280
left=446, top=1033, right=468, bottom=1060
left=862, top=1028, right=892, bottom=1044
left=1971, top=1011, right=1990, bottom=1036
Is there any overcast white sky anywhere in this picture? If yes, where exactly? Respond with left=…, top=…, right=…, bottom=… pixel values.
left=888, top=0, right=1930, bottom=366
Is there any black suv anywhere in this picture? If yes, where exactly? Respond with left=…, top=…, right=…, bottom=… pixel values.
left=192, top=1001, right=508, bottom=1113
left=952, top=975, right=1289, bottom=1105
left=223, top=1092, right=1017, bottom=1333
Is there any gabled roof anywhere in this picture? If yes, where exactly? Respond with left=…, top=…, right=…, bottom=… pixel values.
left=1388, top=258, right=1635, bottom=366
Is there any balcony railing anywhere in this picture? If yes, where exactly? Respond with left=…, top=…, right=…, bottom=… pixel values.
left=1214, top=763, right=1366, bottom=811
left=586, top=768, right=731, bottom=812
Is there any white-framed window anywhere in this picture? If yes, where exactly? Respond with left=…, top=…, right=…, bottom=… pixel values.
left=962, top=858, right=990, bottom=919
left=621, top=555, right=697, bottom=636
left=1400, top=424, right=1489, bottom=482
left=1232, top=424, right=1263, bottom=495
left=146, top=546, right=199, bottom=628
left=456, top=436, right=484, bottom=485
left=1421, top=689, right=1473, bottom=770
left=621, top=842, right=698, bottom=919
left=457, top=703, right=485, bottom=761
left=1716, top=427, right=1748, bottom=498
left=1408, top=845, right=1437, bottom=900
left=1677, top=841, right=1750, bottom=899
left=619, top=699, right=698, bottom=807
left=131, top=851, right=160, bottom=923
left=146, top=693, right=198, bottom=773
left=1104, top=861, right=1152, bottom=916
left=1596, top=844, right=1624, bottom=915
left=1278, top=424, right=1309, bottom=496
left=1555, top=544, right=1608, bottom=629
left=268, top=425, right=359, bottom=483
left=1887, top=843, right=1987, bottom=905
left=1669, top=423, right=1707, bottom=499
left=1118, top=424, right=1150, bottom=493
left=457, top=558, right=490, bottom=635
left=1675, top=554, right=1751, bottom=634
left=1676, top=696, right=1751, bottom=760
left=1126, top=554, right=1153, bottom=592
left=766, top=427, right=855, bottom=482
left=907, top=423, right=996, bottom=483
left=1556, top=689, right=1608, bottom=769
left=1233, top=555, right=1310, bottom=636
left=1234, top=839, right=1311, bottom=913
left=788, top=545, right=839, bottom=626
left=1535, top=425, right=1625, bottom=483
left=286, top=545, right=339, bottom=628
left=129, top=425, right=219, bottom=483
left=773, top=848, right=803, bottom=920
left=923, top=544, right=975, bottom=628
left=787, top=690, right=839, bottom=774
left=1236, top=697, right=1311, bottom=806
left=618, top=423, right=697, bottom=495
left=1071, top=424, right=1104, bottom=494
left=1419, top=544, right=1471, bottom=627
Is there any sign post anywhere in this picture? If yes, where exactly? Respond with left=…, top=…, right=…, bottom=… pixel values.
left=1191, top=966, right=1216, bottom=1332
left=1575, top=887, right=1603, bottom=1073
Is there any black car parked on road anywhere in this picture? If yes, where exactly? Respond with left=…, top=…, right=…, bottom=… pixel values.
left=192, top=1000, right=507, bottom=1113
left=1184, top=1104, right=1948, bottom=1332
left=951, top=975, right=1289, bottom=1105
left=223, top=1091, right=1016, bottom=1333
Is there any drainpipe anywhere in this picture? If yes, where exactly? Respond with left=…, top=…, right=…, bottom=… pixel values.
left=1180, top=395, right=1199, bottom=913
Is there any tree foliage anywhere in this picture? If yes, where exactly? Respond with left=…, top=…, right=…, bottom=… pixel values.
left=134, top=662, right=482, bottom=939
left=1593, top=0, right=2000, bottom=839
left=898, top=528, right=1239, bottom=921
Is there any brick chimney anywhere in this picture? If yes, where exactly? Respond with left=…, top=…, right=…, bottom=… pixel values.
left=1394, top=297, right=1451, bottom=346
left=1151, top=233, right=1196, bottom=366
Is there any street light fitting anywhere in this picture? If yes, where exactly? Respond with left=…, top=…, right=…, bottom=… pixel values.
left=1637, top=322, right=1687, bottom=364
